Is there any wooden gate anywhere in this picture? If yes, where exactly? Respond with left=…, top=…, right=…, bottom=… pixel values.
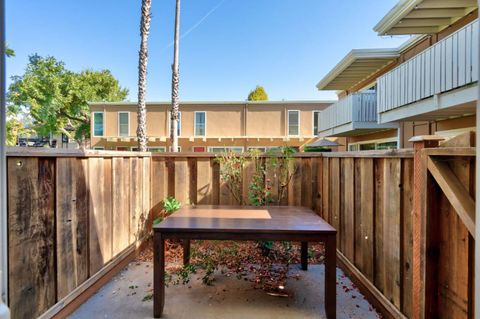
left=412, top=135, right=475, bottom=319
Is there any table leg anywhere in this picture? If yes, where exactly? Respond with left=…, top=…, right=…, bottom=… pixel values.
left=301, top=241, right=308, bottom=270
left=183, top=239, right=191, bottom=265
left=154, top=232, right=165, bottom=318
left=325, top=235, right=336, bottom=319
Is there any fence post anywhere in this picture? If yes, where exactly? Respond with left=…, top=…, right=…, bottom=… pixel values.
left=410, top=135, right=443, bottom=319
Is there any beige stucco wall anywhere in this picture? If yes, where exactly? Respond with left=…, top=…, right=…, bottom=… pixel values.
left=90, top=101, right=331, bottom=151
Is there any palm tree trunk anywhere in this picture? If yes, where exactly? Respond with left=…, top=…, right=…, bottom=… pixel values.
left=137, top=0, right=152, bottom=152
left=170, top=0, right=181, bottom=152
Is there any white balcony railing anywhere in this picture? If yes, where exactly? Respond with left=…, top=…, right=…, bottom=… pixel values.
left=377, top=19, right=479, bottom=114
left=319, top=92, right=377, bottom=133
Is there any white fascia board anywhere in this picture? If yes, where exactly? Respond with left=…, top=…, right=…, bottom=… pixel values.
left=374, top=0, right=424, bottom=36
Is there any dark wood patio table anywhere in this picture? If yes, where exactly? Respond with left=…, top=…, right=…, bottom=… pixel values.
left=153, top=205, right=337, bottom=319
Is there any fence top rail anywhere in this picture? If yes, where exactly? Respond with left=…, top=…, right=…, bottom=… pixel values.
left=151, top=152, right=325, bottom=158
left=323, top=149, right=414, bottom=158
left=5, top=147, right=420, bottom=159
left=422, top=147, right=476, bottom=157
left=6, top=147, right=151, bottom=158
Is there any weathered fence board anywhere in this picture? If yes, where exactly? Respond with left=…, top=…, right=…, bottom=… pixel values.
left=7, top=157, right=56, bottom=319
left=341, top=158, right=354, bottom=261
left=435, top=157, right=473, bottom=319
left=374, top=158, right=386, bottom=294
left=56, top=158, right=89, bottom=299
left=383, top=158, right=401, bottom=309
left=89, top=157, right=113, bottom=274
left=112, top=158, right=130, bottom=255
left=151, top=157, right=168, bottom=218
left=196, top=158, right=213, bottom=204
left=401, top=159, right=413, bottom=318
left=354, top=158, right=374, bottom=282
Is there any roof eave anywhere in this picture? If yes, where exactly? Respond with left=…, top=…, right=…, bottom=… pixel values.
left=373, top=0, right=423, bottom=35
left=316, top=49, right=399, bottom=91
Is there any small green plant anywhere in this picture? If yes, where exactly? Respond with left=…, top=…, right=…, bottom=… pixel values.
left=153, top=197, right=181, bottom=225
left=164, top=196, right=181, bottom=214
left=215, top=151, right=247, bottom=205
left=247, top=149, right=273, bottom=206
left=265, top=146, right=298, bottom=205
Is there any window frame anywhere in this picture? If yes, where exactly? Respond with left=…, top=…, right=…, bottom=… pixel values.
left=147, top=147, right=167, bottom=153
left=312, top=110, right=321, bottom=136
left=192, top=146, right=206, bottom=152
left=347, top=137, right=398, bottom=152
left=194, top=111, right=207, bottom=137
left=92, top=146, right=105, bottom=150
left=287, top=110, right=300, bottom=136
left=92, top=112, right=105, bottom=137
left=167, top=111, right=182, bottom=137
left=117, top=111, right=130, bottom=137
left=247, top=146, right=267, bottom=152
left=208, top=146, right=244, bottom=153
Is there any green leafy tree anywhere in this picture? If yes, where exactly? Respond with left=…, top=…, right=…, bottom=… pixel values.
left=8, top=54, right=128, bottom=146
left=247, top=85, right=268, bottom=101
left=5, top=117, right=34, bottom=146
left=5, top=43, right=14, bottom=57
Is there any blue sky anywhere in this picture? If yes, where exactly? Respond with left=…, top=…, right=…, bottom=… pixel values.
left=6, top=0, right=409, bottom=102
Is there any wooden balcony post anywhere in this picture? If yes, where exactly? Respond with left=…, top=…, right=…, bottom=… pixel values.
left=409, top=135, right=443, bottom=319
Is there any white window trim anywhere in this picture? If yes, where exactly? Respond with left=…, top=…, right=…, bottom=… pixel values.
left=312, top=110, right=321, bottom=136
left=92, top=112, right=105, bottom=137
left=148, top=147, right=167, bottom=153
left=118, top=112, right=130, bottom=137
left=347, top=137, right=398, bottom=151
left=194, top=111, right=207, bottom=137
left=247, top=146, right=268, bottom=152
left=167, top=111, right=182, bottom=137
left=288, top=110, right=300, bottom=136
left=208, top=146, right=244, bottom=153
left=92, top=146, right=105, bottom=150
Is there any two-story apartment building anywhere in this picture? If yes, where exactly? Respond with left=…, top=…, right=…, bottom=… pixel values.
left=317, top=0, right=478, bottom=151
left=89, top=101, right=333, bottom=152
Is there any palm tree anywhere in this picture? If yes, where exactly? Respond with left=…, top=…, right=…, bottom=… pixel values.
left=136, top=0, right=152, bottom=152
left=170, top=0, right=181, bottom=152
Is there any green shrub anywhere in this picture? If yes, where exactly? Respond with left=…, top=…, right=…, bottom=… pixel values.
left=153, top=197, right=181, bottom=225
left=164, top=196, right=181, bottom=214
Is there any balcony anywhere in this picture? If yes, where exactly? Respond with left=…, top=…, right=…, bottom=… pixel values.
left=377, top=19, right=479, bottom=123
left=318, top=92, right=397, bottom=137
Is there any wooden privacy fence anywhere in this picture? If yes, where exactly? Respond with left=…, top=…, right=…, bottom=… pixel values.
left=413, top=143, right=476, bottom=319
left=150, top=153, right=324, bottom=216
left=318, top=151, right=415, bottom=318
left=5, top=145, right=476, bottom=319
left=6, top=149, right=151, bottom=319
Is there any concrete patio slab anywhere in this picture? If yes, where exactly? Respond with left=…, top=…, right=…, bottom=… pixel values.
left=69, top=262, right=380, bottom=319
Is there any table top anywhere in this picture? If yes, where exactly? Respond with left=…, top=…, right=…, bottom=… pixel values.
left=154, top=205, right=336, bottom=234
